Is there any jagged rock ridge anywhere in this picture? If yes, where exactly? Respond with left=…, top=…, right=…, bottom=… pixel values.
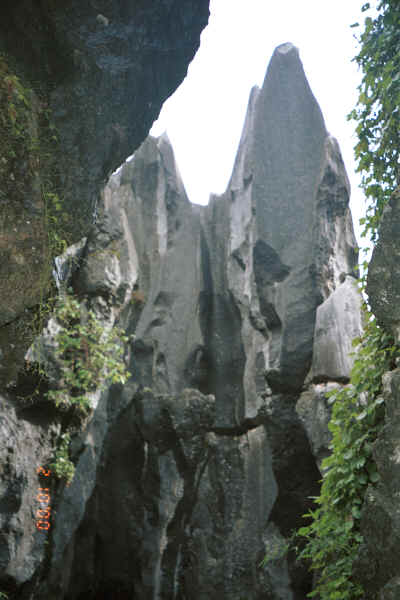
left=0, top=43, right=361, bottom=599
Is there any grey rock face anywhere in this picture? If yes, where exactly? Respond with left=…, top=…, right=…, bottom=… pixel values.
left=0, top=396, right=59, bottom=589
left=0, top=44, right=360, bottom=599
left=309, top=276, right=363, bottom=383
left=353, top=369, right=400, bottom=598
left=296, top=382, right=341, bottom=471
left=0, top=0, right=209, bottom=240
left=296, top=276, right=363, bottom=474
left=367, top=188, right=400, bottom=344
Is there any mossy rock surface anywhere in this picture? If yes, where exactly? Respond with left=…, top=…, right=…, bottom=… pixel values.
left=0, top=56, right=66, bottom=384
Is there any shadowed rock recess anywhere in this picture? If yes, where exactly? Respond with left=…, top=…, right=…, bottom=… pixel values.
left=0, top=44, right=362, bottom=599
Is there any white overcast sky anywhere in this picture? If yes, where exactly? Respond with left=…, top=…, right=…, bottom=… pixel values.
left=150, top=0, right=374, bottom=249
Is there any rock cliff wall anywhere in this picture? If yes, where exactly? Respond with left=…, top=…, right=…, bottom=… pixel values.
left=0, top=0, right=209, bottom=386
left=0, top=43, right=362, bottom=599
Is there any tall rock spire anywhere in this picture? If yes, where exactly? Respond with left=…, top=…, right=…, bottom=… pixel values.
left=205, top=42, right=358, bottom=401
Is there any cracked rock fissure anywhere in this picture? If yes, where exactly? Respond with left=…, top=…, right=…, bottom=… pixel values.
left=0, top=43, right=362, bottom=600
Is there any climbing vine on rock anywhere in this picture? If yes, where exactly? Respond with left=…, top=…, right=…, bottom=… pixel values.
left=0, top=54, right=34, bottom=177
left=296, top=307, right=398, bottom=599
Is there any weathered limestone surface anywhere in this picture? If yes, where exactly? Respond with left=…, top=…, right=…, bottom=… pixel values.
left=296, top=274, right=362, bottom=476
left=353, top=369, right=400, bottom=599
left=0, top=44, right=360, bottom=599
left=309, top=276, right=362, bottom=383
left=367, top=188, right=400, bottom=344
left=0, top=397, right=59, bottom=588
left=296, top=382, right=339, bottom=471
left=0, top=0, right=209, bottom=238
left=351, top=185, right=400, bottom=596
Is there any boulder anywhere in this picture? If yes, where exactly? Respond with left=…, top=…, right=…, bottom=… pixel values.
left=309, top=276, right=363, bottom=382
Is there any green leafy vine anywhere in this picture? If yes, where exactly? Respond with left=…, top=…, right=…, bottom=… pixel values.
left=348, top=0, right=400, bottom=253
left=47, top=292, right=129, bottom=413
left=295, top=309, right=398, bottom=599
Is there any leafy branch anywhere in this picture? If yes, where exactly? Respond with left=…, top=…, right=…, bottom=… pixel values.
left=47, top=292, right=130, bottom=415
left=49, top=432, right=75, bottom=485
left=348, top=0, right=400, bottom=246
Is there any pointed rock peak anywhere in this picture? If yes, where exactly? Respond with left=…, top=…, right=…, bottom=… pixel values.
left=267, top=41, right=303, bottom=72
left=274, top=41, right=299, bottom=56
left=227, top=85, right=260, bottom=191
left=266, top=42, right=305, bottom=77
left=158, top=130, right=172, bottom=149
left=157, top=131, right=176, bottom=167
left=261, top=41, right=322, bottom=110
left=157, top=132, right=187, bottom=192
left=227, top=42, right=327, bottom=204
left=128, top=132, right=174, bottom=168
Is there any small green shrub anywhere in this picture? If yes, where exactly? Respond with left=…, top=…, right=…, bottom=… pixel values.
left=47, top=292, right=130, bottom=414
left=49, top=432, right=75, bottom=485
left=43, top=292, right=131, bottom=484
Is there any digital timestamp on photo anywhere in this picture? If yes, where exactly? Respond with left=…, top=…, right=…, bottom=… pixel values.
left=36, top=466, right=52, bottom=531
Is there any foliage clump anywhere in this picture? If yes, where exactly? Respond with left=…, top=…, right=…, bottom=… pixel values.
left=0, top=52, right=70, bottom=383
left=293, top=3, right=400, bottom=596
left=49, top=432, right=75, bottom=485
left=0, top=53, right=34, bottom=182
left=348, top=1, right=400, bottom=247
left=43, top=292, right=130, bottom=484
left=47, top=292, right=129, bottom=415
